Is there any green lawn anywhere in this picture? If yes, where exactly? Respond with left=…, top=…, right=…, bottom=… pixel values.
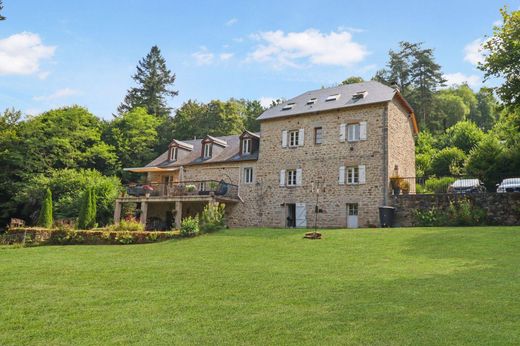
left=1, top=227, right=520, bottom=345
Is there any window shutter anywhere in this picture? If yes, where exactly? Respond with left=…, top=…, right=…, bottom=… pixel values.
left=358, top=165, right=366, bottom=184
left=279, top=169, right=286, bottom=186
left=282, top=130, right=288, bottom=148
left=299, top=128, right=305, bottom=146
left=339, top=166, right=345, bottom=185
left=339, top=124, right=346, bottom=142
left=296, top=168, right=302, bottom=186
left=360, top=121, right=367, bottom=140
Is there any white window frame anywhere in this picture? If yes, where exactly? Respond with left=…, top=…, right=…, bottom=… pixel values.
left=287, top=169, right=297, bottom=186
left=203, top=143, right=212, bottom=158
left=288, top=130, right=299, bottom=147
left=314, top=127, right=323, bottom=145
left=243, top=167, right=254, bottom=184
left=199, top=181, right=206, bottom=191
left=347, top=123, right=361, bottom=142
left=347, top=166, right=359, bottom=185
left=170, top=147, right=177, bottom=161
left=242, top=138, right=252, bottom=154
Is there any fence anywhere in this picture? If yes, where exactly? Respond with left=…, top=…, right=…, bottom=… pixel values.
left=124, top=180, right=240, bottom=200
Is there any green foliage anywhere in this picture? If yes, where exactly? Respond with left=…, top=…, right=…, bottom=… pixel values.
left=341, top=76, right=364, bottom=85
left=107, top=220, right=144, bottom=232
left=424, top=177, right=456, bottom=193
left=414, top=199, right=486, bottom=226
left=14, top=169, right=121, bottom=226
left=430, top=92, right=469, bottom=132
left=479, top=7, right=520, bottom=107
left=118, top=46, right=178, bottom=118
left=430, top=147, right=466, bottom=176
left=444, top=121, right=485, bottom=153
left=180, top=216, right=199, bottom=237
left=465, top=135, right=506, bottom=189
left=78, top=187, right=97, bottom=230
left=37, top=189, right=53, bottom=228
left=200, top=203, right=226, bottom=233
left=104, top=107, right=160, bottom=173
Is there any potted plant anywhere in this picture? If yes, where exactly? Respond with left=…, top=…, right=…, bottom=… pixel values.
left=400, top=180, right=410, bottom=195
left=390, top=176, right=403, bottom=195
left=185, top=184, right=197, bottom=194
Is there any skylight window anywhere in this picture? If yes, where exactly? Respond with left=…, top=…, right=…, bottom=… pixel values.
left=306, top=98, right=317, bottom=105
left=352, top=91, right=368, bottom=99
left=281, top=103, right=295, bottom=111
left=325, top=94, right=340, bottom=102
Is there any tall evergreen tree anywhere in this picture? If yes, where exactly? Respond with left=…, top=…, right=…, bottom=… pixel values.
left=37, top=188, right=53, bottom=228
left=118, top=46, right=178, bottom=118
left=78, top=187, right=96, bottom=229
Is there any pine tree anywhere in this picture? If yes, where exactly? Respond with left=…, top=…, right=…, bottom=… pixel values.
left=118, top=46, right=178, bottom=118
left=37, top=188, right=53, bottom=228
left=78, top=187, right=96, bottom=229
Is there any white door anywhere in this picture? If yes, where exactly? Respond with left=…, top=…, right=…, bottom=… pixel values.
left=347, top=203, right=358, bottom=228
left=295, top=203, right=307, bottom=228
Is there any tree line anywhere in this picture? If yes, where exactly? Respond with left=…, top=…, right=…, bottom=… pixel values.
left=0, top=6, right=518, bottom=228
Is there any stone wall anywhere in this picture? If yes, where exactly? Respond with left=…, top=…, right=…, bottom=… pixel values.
left=392, top=193, right=520, bottom=226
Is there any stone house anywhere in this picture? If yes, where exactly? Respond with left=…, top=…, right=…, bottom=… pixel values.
left=114, top=81, right=418, bottom=229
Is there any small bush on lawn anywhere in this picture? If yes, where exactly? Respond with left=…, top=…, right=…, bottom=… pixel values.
left=200, top=202, right=226, bottom=233
left=180, top=216, right=199, bottom=237
left=106, top=219, right=144, bottom=232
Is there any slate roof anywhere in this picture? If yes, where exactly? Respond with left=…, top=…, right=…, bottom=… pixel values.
left=146, top=133, right=259, bottom=169
left=257, top=81, right=401, bottom=121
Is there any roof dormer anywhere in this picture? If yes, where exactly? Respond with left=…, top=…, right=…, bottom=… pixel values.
left=168, top=139, right=193, bottom=162
left=239, top=130, right=260, bottom=156
left=201, top=135, right=227, bottom=159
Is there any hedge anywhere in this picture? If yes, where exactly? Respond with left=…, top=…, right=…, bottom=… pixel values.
left=3, top=228, right=180, bottom=246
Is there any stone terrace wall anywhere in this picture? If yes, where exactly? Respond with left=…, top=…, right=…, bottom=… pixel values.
left=392, top=193, right=520, bottom=227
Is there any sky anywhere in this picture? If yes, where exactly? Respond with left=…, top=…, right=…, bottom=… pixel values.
left=1, top=0, right=519, bottom=119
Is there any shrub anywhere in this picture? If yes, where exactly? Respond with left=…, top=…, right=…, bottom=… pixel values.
left=180, top=216, right=199, bottom=237
left=447, top=199, right=487, bottom=226
left=430, top=147, right=466, bottom=176
left=414, top=206, right=445, bottom=227
left=424, top=177, right=456, bottom=193
left=200, top=202, right=226, bottom=233
left=37, top=188, right=53, bottom=228
left=78, top=187, right=97, bottom=229
left=107, top=219, right=144, bottom=232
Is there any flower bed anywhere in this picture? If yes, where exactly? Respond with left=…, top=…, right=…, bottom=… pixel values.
left=3, top=227, right=180, bottom=246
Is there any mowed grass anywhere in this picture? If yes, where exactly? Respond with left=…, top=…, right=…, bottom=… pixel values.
left=1, top=227, right=520, bottom=345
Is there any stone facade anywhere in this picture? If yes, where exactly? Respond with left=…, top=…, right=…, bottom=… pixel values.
left=120, top=82, right=417, bottom=229
left=255, top=101, right=415, bottom=228
left=392, top=193, right=520, bottom=226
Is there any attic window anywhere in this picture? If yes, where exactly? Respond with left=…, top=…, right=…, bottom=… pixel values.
left=306, top=98, right=317, bottom=105
left=281, top=103, right=295, bottom=111
left=325, top=94, right=340, bottom=102
left=353, top=91, right=368, bottom=99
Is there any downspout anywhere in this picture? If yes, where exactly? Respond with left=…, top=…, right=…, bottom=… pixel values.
left=382, top=104, right=389, bottom=206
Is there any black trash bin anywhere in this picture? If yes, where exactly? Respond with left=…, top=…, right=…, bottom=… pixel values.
left=379, top=206, right=395, bottom=228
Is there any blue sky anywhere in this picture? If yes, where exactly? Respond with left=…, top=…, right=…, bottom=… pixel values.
left=1, top=0, right=519, bottom=119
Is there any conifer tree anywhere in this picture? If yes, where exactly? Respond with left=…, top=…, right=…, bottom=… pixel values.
left=37, top=188, right=53, bottom=228
left=88, top=187, right=97, bottom=229
left=78, top=187, right=96, bottom=229
left=118, top=46, right=178, bottom=118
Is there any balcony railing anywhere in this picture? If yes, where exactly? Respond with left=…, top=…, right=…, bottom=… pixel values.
left=124, top=180, right=239, bottom=200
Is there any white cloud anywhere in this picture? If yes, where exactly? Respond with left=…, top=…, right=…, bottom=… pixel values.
left=464, top=38, right=487, bottom=66
left=259, top=97, right=276, bottom=108
left=33, top=88, right=80, bottom=101
left=0, top=32, right=56, bottom=75
left=219, top=52, right=234, bottom=61
left=192, top=47, right=214, bottom=65
left=225, top=18, right=238, bottom=26
left=247, top=29, right=368, bottom=68
left=443, top=73, right=481, bottom=88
